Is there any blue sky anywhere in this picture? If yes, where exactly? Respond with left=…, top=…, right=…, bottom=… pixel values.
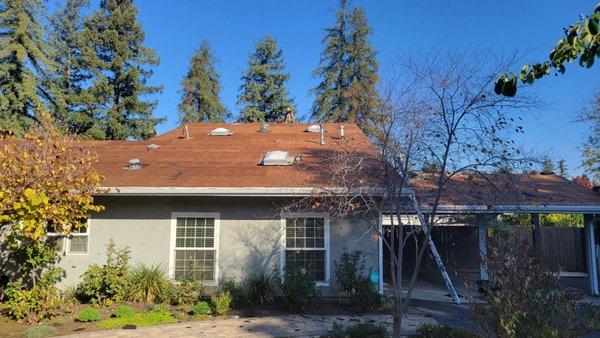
left=88, top=0, right=599, bottom=176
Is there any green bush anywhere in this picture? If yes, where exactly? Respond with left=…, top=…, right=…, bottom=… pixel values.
left=97, top=307, right=177, bottom=329
left=221, top=277, right=247, bottom=308
left=129, top=263, right=170, bottom=303
left=76, top=308, right=101, bottom=322
left=166, top=278, right=203, bottom=305
left=114, top=305, right=135, bottom=318
left=191, top=301, right=212, bottom=316
left=245, top=272, right=277, bottom=305
left=76, top=240, right=131, bottom=306
left=472, top=223, right=592, bottom=337
left=281, top=265, right=320, bottom=312
left=327, top=322, right=388, bottom=338
left=334, top=249, right=381, bottom=311
left=415, top=324, right=479, bottom=338
left=24, top=325, right=56, bottom=338
left=2, top=268, right=63, bottom=323
left=211, top=291, right=232, bottom=315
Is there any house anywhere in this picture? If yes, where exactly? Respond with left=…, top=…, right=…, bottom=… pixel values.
left=53, top=122, right=600, bottom=299
left=54, top=123, right=382, bottom=294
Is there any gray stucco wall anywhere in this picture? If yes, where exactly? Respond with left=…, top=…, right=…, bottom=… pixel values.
left=56, top=196, right=380, bottom=296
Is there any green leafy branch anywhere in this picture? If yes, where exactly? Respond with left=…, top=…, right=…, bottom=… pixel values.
left=495, top=2, right=600, bottom=96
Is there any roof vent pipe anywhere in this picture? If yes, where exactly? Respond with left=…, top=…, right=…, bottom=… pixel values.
left=339, top=124, right=345, bottom=138
left=319, top=124, right=325, bottom=145
left=183, top=125, right=190, bottom=139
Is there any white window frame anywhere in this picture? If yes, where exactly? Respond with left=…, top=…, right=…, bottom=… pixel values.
left=169, top=212, right=220, bottom=287
left=45, top=216, right=91, bottom=255
left=280, top=212, right=330, bottom=287
left=66, top=218, right=91, bottom=255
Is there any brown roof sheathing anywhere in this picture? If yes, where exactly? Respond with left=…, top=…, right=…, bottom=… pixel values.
left=411, top=173, right=600, bottom=207
left=90, top=123, right=377, bottom=188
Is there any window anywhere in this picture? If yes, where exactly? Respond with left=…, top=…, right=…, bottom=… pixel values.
left=281, top=213, right=330, bottom=285
left=170, top=213, right=219, bottom=285
left=67, top=225, right=89, bottom=254
left=45, top=219, right=90, bottom=254
left=45, top=222, right=64, bottom=253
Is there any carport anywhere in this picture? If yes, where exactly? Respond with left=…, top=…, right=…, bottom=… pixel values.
left=381, top=173, right=600, bottom=301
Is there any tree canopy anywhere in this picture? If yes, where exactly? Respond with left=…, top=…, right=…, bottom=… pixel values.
left=0, top=0, right=54, bottom=135
left=81, top=0, right=163, bottom=140
left=237, top=35, right=295, bottom=122
left=311, top=0, right=380, bottom=133
left=178, top=42, right=228, bottom=123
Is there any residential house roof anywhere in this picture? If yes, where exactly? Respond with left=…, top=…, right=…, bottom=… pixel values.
left=91, top=123, right=377, bottom=195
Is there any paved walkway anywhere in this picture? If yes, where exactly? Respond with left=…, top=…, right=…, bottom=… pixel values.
left=60, top=314, right=437, bottom=337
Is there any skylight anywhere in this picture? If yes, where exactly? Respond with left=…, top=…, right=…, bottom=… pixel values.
left=209, top=127, right=233, bottom=136
left=306, top=124, right=321, bottom=133
left=260, top=151, right=294, bottom=166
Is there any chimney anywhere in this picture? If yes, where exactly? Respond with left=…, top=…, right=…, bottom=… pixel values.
left=319, top=124, right=325, bottom=145
left=183, top=125, right=190, bottom=139
left=339, top=124, right=345, bottom=138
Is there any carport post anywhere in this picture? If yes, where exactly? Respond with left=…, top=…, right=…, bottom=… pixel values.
left=476, top=214, right=489, bottom=281
left=584, top=214, right=599, bottom=296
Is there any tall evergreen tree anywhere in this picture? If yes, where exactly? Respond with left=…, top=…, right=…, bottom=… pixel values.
left=310, top=0, right=350, bottom=123
left=558, top=159, right=568, bottom=177
left=49, top=0, right=96, bottom=135
left=238, top=35, right=295, bottom=122
left=311, top=0, right=380, bottom=133
left=82, top=0, right=163, bottom=140
left=178, top=42, right=228, bottom=124
left=346, top=8, right=380, bottom=131
left=0, top=0, right=54, bottom=135
left=542, top=155, right=555, bottom=173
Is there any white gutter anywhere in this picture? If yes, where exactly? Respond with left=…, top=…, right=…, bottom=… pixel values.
left=414, top=205, right=600, bottom=214
left=96, top=186, right=386, bottom=197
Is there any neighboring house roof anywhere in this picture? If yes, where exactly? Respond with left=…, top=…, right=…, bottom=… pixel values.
left=411, top=172, right=600, bottom=212
left=91, top=123, right=377, bottom=195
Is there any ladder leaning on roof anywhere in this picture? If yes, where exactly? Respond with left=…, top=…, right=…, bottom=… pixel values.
left=408, top=189, right=461, bottom=304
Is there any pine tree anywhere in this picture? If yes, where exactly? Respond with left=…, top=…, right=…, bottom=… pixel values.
left=49, top=0, right=96, bottom=135
left=311, top=0, right=380, bottom=133
left=346, top=7, right=380, bottom=133
left=82, top=0, right=163, bottom=140
left=542, top=155, right=555, bottom=174
left=311, top=0, right=350, bottom=123
left=178, top=42, right=228, bottom=124
left=0, top=0, right=54, bottom=135
left=238, top=34, right=295, bottom=122
left=558, top=159, right=568, bottom=177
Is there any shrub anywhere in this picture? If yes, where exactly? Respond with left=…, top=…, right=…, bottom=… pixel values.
left=211, top=291, right=232, bottom=315
left=221, top=277, right=247, bottom=308
left=76, top=240, right=131, bottom=306
left=2, top=268, right=62, bottom=323
left=76, top=308, right=101, bottom=322
left=471, top=223, right=593, bottom=337
left=328, top=322, right=388, bottom=338
left=415, top=324, right=479, bottom=338
left=97, top=307, right=177, bottom=329
left=191, top=301, right=212, bottom=316
left=24, top=325, right=56, bottom=338
left=166, top=278, right=203, bottom=305
left=334, top=249, right=380, bottom=311
left=114, top=305, right=135, bottom=318
left=281, top=265, right=320, bottom=312
left=129, top=263, right=170, bottom=303
left=245, top=272, right=277, bottom=305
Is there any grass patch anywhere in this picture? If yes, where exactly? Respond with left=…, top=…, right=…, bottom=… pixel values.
left=414, top=324, right=479, bottom=338
left=24, top=325, right=56, bottom=337
left=97, top=307, right=177, bottom=329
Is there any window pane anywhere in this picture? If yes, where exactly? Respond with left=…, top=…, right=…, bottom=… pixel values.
left=174, top=249, right=215, bottom=282
left=285, top=249, right=326, bottom=282
left=69, top=236, right=88, bottom=254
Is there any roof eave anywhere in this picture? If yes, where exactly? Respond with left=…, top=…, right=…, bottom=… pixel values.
left=96, top=186, right=386, bottom=197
